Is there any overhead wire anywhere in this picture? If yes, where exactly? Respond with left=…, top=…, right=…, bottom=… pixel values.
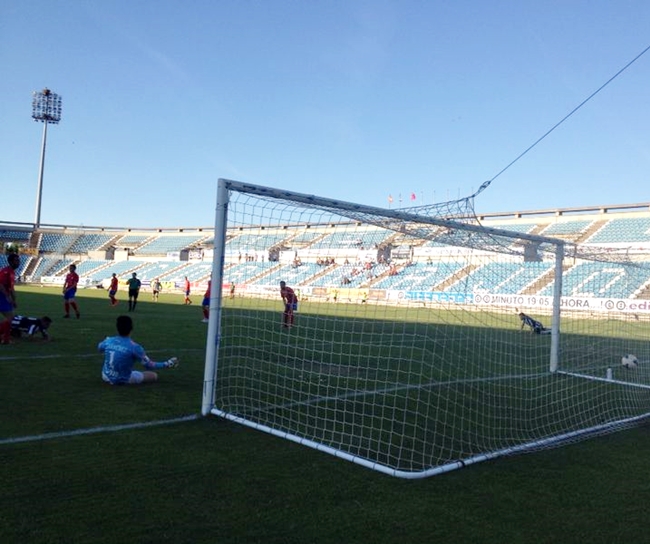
left=474, top=42, right=650, bottom=199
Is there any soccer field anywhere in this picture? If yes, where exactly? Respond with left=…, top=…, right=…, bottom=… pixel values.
left=212, top=291, right=650, bottom=477
left=2, top=286, right=650, bottom=543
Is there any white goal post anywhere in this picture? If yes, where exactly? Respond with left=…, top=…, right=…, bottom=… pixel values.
left=203, top=178, right=650, bottom=478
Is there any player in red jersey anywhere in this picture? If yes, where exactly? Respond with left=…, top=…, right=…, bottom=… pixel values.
left=279, top=280, right=298, bottom=328
left=63, top=263, right=81, bottom=318
left=108, top=273, right=119, bottom=306
left=201, top=280, right=211, bottom=323
left=0, top=254, right=20, bottom=344
left=183, top=276, right=192, bottom=305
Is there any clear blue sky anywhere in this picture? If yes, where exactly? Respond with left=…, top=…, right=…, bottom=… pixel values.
left=2, top=1, right=649, bottom=228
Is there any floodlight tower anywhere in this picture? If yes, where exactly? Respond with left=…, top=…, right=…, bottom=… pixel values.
left=32, top=88, right=62, bottom=228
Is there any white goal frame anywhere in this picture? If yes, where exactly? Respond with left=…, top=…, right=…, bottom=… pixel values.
left=202, top=178, right=650, bottom=478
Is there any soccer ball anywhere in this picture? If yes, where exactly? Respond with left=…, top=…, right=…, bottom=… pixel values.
left=621, top=354, right=639, bottom=369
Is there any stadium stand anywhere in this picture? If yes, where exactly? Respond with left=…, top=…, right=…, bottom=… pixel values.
left=39, top=232, right=80, bottom=253
left=4, top=202, right=650, bottom=298
left=539, top=261, right=650, bottom=299
left=224, top=262, right=279, bottom=284
left=443, top=261, right=554, bottom=295
left=133, top=234, right=208, bottom=255
left=372, top=261, right=465, bottom=291
left=584, top=217, right=650, bottom=244
left=67, top=233, right=116, bottom=253
left=0, top=229, right=31, bottom=243
left=226, top=233, right=288, bottom=252
left=540, top=220, right=594, bottom=237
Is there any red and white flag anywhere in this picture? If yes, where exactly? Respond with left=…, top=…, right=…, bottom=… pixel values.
left=410, top=192, right=417, bottom=201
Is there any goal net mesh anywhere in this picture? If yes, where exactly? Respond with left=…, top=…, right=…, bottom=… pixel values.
left=203, top=179, right=650, bottom=478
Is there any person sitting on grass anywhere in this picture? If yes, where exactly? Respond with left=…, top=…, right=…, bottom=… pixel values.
left=98, top=315, right=179, bottom=385
left=11, top=315, right=53, bottom=341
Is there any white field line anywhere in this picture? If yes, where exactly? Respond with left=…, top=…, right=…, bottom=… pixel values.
left=0, top=415, right=200, bottom=446
left=0, top=347, right=203, bottom=363
left=0, top=347, right=205, bottom=445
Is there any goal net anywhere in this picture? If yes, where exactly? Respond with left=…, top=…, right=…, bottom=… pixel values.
left=202, top=179, right=650, bottom=478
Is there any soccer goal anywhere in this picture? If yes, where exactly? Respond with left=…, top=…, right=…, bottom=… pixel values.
left=202, top=179, right=650, bottom=478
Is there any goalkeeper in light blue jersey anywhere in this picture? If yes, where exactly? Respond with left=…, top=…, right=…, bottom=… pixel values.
left=98, top=315, right=179, bottom=385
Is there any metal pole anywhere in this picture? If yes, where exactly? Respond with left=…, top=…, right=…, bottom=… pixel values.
left=202, top=179, right=230, bottom=416
left=34, top=121, right=48, bottom=227
left=549, top=243, right=564, bottom=373
left=31, top=88, right=62, bottom=228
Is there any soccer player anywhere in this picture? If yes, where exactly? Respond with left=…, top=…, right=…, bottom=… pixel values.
left=98, top=315, right=179, bottom=385
left=0, top=253, right=20, bottom=344
left=183, top=276, right=192, bottom=305
left=152, top=278, right=162, bottom=301
left=126, top=272, right=141, bottom=312
left=229, top=281, right=236, bottom=299
left=11, top=315, right=53, bottom=341
left=279, top=280, right=298, bottom=328
left=201, top=280, right=211, bottom=323
left=108, top=273, right=119, bottom=306
left=518, top=311, right=550, bottom=334
left=62, top=263, right=80, bottom=319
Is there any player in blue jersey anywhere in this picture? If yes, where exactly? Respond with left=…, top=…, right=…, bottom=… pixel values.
left=98, top=315, right=179, bottom=385
left=518, top=311, right=550, bottom=334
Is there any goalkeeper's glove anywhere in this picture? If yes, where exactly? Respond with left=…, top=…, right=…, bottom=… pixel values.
left=165, top=357, right=179, bottom=368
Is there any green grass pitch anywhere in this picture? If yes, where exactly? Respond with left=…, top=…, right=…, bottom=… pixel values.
left=2, top=286, right=650, bottom=543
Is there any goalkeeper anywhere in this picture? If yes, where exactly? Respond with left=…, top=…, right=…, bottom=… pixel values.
left=517, top=311, right=550, bottom=335
left=98, top=315, right=179, bottom=385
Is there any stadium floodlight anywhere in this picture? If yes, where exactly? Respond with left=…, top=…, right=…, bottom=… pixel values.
left=32, top=88, right=62, bottom=228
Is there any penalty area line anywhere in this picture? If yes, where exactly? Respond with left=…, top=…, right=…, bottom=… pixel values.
left=0, top=414, right=200, bottom=446
left=0, top=347, right=203, bottom=363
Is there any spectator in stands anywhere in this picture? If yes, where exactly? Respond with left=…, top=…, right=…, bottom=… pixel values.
left=280, top=281, right=298, bottom=329
left=63, top=264, right=81, bottom=319
left=108, top=273, right=119, bottom=306
left=517, top=310, right=550, bottom=335
left=126, top=272, right=141, bottom=312
left=11, top=315, right=52, bottom=341
left=152, top=278, right=162, bottom=302
left=201, top=280, right=211, bottom=323
left=98, top=315, right=178, bottom=385
left=0, top=253, right=20, bottom=344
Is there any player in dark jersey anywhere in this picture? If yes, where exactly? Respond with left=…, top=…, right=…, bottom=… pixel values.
left=518, top=312, right=549, bottom=334
left=11, top=315, right=53, bottom=341
left=126, top=272, right=141, bottom=312
left=280, top=281, right=298, bottom=328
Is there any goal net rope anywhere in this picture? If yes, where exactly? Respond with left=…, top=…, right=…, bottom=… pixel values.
left=203, top=179, right=650, bottom=478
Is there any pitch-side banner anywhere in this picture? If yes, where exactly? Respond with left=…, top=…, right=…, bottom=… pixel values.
left=391, top=290, right=650, bottom=315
